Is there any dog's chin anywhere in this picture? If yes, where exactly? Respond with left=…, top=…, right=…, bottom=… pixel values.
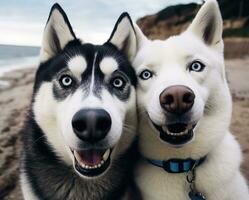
left=150, top=119, right=197, bottom=147
left=70, top=148, right=112, bottom=178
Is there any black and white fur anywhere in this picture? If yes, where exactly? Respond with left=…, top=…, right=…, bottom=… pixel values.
left=116, top=0, right=249, bottom=199
left=20, top=4, right=139, bottom=200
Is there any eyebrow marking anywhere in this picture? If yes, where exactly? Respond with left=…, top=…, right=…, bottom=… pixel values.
left=99, top=57, right=118, bottom=75
left=67, top=55, right=87, bottom=79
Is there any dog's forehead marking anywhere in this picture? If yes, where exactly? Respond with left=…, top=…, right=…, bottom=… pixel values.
left=67, top=55, right=87, bottom=79
left=89, top=53, right=98, bottom=93
left=99, top=57, right=118, bottom=75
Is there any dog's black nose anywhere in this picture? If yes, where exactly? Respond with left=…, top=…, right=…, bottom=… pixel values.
left=72, top=109, right=112, bottom=143
left=159, top=85, right=195, bottom=115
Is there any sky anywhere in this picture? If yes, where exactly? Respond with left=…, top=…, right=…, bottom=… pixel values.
left=0, top=0, right=201, bottom=46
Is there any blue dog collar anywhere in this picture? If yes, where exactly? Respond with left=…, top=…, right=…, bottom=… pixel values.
left=146, top=156, right=207, bottom=173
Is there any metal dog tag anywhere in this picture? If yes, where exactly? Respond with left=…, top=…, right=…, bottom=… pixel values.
left=189, top=191, right=206, bottom=200
left=187, top=164, right=206, bottom=200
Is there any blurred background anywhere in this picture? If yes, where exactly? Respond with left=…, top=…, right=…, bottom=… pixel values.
left=0, top=0, right=249, bottom=199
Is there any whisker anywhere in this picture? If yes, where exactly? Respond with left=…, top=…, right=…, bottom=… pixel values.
left=33, top=135, right=46, bottom=144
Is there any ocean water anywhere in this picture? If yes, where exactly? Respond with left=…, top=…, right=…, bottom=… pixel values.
left=0, top=44, right=40, bottom=76
left=0, top=44, right=40, bottom=86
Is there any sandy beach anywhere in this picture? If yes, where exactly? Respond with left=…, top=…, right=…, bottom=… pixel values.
left=0, top=58, right=249, bottom=199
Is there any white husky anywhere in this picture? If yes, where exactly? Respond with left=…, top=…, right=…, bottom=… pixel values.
left=118, top=0, right=249, bottom=199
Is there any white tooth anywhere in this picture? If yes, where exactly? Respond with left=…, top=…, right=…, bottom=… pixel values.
left=98, top=164, right=101, bottom=168
left=101, top=160, right=104, bottom=164
left=74, top=151, right=82, bottom=162
left=162, top=126, right=168, bottom=132
left=103, top=149, right=110, bottom=161
left=187, top=124, right=192, bottom=130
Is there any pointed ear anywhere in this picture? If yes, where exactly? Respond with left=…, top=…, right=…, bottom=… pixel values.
left=107, top=12, right=147, bottom=61
left=187, top=0, right=223, bottom=47
left=40, top=3, right=76, bottom=62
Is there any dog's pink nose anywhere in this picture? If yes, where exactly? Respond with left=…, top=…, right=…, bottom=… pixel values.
left=159, top=85, right=195, bottom=114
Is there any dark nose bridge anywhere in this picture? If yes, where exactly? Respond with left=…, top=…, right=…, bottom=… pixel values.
left=159, top=85, right=195, bottom=115
left=71, top=108, right=112, bottom=143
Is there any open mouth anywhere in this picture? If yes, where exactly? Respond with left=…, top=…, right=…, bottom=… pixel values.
left=72, top=148, right=112, bottom=177
left=151, top=121, right=196, bottom=146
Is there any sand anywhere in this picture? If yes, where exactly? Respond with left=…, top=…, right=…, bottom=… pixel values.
left=0, top=67, right=34, bottom=200
left=0, top=58, right=249, bottom=199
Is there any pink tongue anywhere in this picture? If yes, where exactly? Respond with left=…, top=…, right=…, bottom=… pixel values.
left=78, top=149, right=104, bottom=166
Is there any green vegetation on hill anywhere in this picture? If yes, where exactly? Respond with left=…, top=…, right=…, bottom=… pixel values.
left=152, top=0, right=249, bottom=38
left=223, top=26, right=249, bottom=38
left=156, top=3, right=198, bottom=23
left=156, top=0, right=249, bottom=22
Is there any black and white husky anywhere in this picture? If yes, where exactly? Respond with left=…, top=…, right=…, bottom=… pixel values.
left=20, top=4, right=139, bottom=200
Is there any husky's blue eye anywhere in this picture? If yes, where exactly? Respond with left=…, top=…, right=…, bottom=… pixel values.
left=59, top=75, right=73, bottom=88
left=112, top=77, right=125, bottom=89
left=139, top=70, right=153, bottom=80
left=189, top=61, right=205, bottom=72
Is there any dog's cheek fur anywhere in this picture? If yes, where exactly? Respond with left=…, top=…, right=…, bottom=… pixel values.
left=203, top=69, right=232, bottom=121
left=98, top=88, right=137, bottom=157
left=92, top=89, right=124, bottom=148
left=56, top=89, right=89, bottom=150
left=33, top=83, right=72, bottom=164
left=111, top=87, right=137, bottom=157
left=20, top=173, right=39, bottom=200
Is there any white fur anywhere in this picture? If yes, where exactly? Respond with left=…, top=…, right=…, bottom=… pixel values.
left=33, top=83, right=73, bottom=165
left=133, top=0, right=249, bottom=199
left=99, top=57, right=118, bottom=75
left=187, top=0, right=223, bottom=49
left=89, top=53, right=97, bottom=93
left=20, top=173, right=38, bottom=200
left=67, top=55, right=87, bottom=79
